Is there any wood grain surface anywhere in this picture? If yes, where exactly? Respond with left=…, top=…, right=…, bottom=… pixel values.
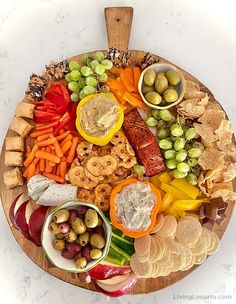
left=0, top=6, right=235, bottom=295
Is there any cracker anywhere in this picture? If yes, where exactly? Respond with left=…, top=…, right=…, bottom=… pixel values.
left=157, top=215, right=177, bottom=238
left=207, top=231, right=220, bottom=255
left=130, top=254, right=152, bottom=278
left=150, top=213, right=164, bottom=234
left=193, top=252, right=207, bottom=265
left=176, top=216, right=202, bottom=247
left=134, top=234, right=151, bottom=256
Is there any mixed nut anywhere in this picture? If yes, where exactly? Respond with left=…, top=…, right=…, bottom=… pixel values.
left=48, top=206, right=106, bottom=269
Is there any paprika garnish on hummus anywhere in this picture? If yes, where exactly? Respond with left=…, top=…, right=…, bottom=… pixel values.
left=76, top=93, right=124, bottom=146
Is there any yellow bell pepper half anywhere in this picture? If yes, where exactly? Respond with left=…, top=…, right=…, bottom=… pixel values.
left=170, top=178, right=200, bottom=199
left=76, top=93, right=124, bottom=146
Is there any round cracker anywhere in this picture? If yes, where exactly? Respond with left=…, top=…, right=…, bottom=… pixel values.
left=207, top=231, right=220, bottom=255
left=182, top=254, right=195, bottom=271
left=202, top=227, right=211, bottom=250
left=150, top=213, right=164, bottom=234
left=136, top=250, right=150, bottom=263
left=176, top=216, right=202, bottom=247
left=149, top=236, right=158, bottom=263
left=134, top=234, right=151, bottom=256
left=164, top=237, right=180, bottom=255
left=130, top=254, right=152, bottom=278
left=191, top=233, right=207, bottom=255
left=171, top=251, right=183, bottom=272
left=182, top=245, right=193, bottom=270
left=156, top=250, right=170, bottom=266
left=153, top=235, right=166, bottom=260
left=157, top=215, right=177, bottom=238
left=152, top=265, right=165, bottom=278
left=193, top=252, right=207, bottom=265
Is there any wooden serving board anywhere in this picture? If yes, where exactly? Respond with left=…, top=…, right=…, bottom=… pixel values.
left=0, top=7, right=235, bottom=295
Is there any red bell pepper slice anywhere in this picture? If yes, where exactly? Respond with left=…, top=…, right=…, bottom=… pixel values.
left=48, top=84, right=63, bottom=95
left=34, top=110, right=60, bottom=123
left=67, top=103, right=77, bottom=132
left=36, top=121, right=59, bottom=131
left=60, top=82, right=70, bottom=103
left=54, top=112, right=71, bottom=135
left=44, top=91, right=67, bottom=107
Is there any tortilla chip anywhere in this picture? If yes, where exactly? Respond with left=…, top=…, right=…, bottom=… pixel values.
left=223, top=163, right=236, bottom=182
left=211, top=189, right=236, bottom=201
left=193, top=123, right=217, bottom=144
left=184, top=91, right=206, bottom=100
left=198, top=148, right=225, bottom=170
left=215, top=119, right=233, bottom=137
left=198, top=109, right=225, bottom=131
left=185, top=80, right=200, bottom=94
left=205, top=101, right=222, bottom=111
left=205, top=163, right=225, bottom=189
left=198, top=172, right=210, bottom=196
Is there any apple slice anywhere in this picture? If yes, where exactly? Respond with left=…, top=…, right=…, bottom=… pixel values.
left=88, top=263, right=131, bottom=280
left=95, top=272, right=138, bottom=297
left=97, top=273, right=130, bottom=285
left=9, top=193, right=23, bottom=228
left=14, top=200, right=32, bottom=241
left=28, top=206, right=48, bottom=246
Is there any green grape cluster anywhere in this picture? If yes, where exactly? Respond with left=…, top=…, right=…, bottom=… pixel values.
left=65, top=52, right=113, bottom=102
left=145, top=109, right=204, bottom=185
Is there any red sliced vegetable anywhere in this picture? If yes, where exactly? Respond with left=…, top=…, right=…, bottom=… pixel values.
left=59, top=82, right=70, bottom=103
left=34, top=110, right=60, bottom=123
left=88, top=263, right=131, bottom=280
left=28, top=206, right=48, bottom=246
left=36, top=121, right=59, bottom=131
left=14, top=200, right=33, bottom=241
left=67, top=103, right=77, bottom=132
left=54, top=112, right=71, bottom=135
left=9, top=193, right=23, bottom=229
left=44, top=91, right=67, bottom=107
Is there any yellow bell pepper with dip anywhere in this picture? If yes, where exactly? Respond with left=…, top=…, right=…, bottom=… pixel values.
left=76, top=93, right=124, bottom=146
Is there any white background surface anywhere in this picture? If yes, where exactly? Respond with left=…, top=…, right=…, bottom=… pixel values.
left=0, top=0, right=236, bottom=303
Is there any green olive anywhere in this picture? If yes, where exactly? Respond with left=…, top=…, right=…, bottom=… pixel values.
left=155, top=75, right=168, bottom=94
left=75, top=257, right=87, bottom=269
left=90, top=248, right=102, bottom=259
left=65, top=229, right=77, bottom=243
left=142, top=85, right=154, bottom=94
left=55, top=233, right=66, bottom=240
left=53, top=209, right=70, bottom=224
left=145, top=91, right=162, bottom=105
left=163, top=88, right=178, bottom=102
left=79, top=232, right=90, bottom=246
left=48, top=221, right=60, bottom=234
left=71, top=217, right=87, bottom=234
left=53, top=239, right=65, bottom=250
left=96, top=216, right=103, bottom=227
left=85, top=209, right=98, bottom=228
left=143, top=69, right=156, bottom=86
left=90, top=233, right=105, bottom=249
left=156, top=71, right=166, bottom=78
left=166, top=70, right=181, bottom=85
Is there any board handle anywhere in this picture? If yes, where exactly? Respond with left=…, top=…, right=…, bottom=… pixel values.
left=104, top=7, right=133, bottom=50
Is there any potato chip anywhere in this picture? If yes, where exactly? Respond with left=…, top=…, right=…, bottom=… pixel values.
left=207, top=231, right=220, bottom=255
left=198, top=109, right=225, bottom=131
left=223, top=163, right=236, bottom=182
left=157, top=215, right=177, bottom=238
left=176, top=216, right=202, bottom=247
left=185, top=80, right=200, bottom=94
left=178, top=98, right=207, bottom=119
left=150, top=213, right=164, bottom=234
left=215, top=119, right=233, bottom=137
left=193, top=123, right=217, bottom=145
left=193, top=252, right=207, bottom=265
left=198, top=148, right=225, bottom=170
left=134, top=234, right=151, bottom=256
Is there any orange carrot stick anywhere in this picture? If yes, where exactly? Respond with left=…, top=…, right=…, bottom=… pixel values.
left=66, top=137, right=79, bottom=163
left=59, top=128, right=66, bottom=135
left=35, top=150, right=60, bottom=163
left=26, top=145, right=31, bottom=156
left=23, top=166, right=29, bottom=178
left=39, top=157, right=45, bottom=172
left=42, top=173, right=66, bottom=184
left=60, top=161, right=67, bottom=178
left=35, top=162, right=40, bottom=175
left=133, top=67, right=141, bottom=93
left=36, top=133, right=53, bottom=142
left=27, top=163, right=35, bottom=180
left=37, top=137, right=56, bottom=147
left=61, top=140, right=72, bottom=155
left=56, top=131, right=71, bottom=142
left=52, top=136, right=63, bottom=158
left=120, top=73, right=135, bottom=92
left=61, top=134, right=73, bottom=147
left=122, top=90, right=147, bottom=109
left=56, top=163, right=61, bottom=176
left=52, top=166, right=57, bottom=175
left=24, top=144, right=39, bottom=167
left=30, top=128, right=54, bottom=138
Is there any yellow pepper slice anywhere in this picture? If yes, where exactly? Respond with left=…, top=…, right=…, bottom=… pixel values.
left=170, top=178, right=199, bottom=199
left=159, top=192, right=174, bottom=213
left=76, top=93, right=124, bottom=146
left=158, top=172, right=172, bottom=184
left=160, top=183, right=191, bottom=200
left=170, top=199, right=206, bottom=211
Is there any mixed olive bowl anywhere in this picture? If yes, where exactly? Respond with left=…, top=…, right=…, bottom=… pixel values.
left=138, top=63, right=186, bottom=110
left=41, top=200, right=112, bottom=273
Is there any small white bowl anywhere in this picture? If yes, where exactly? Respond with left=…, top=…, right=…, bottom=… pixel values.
left=41, top=200, right=112, bottom=273
left=138, top=63, right=186, bottom=110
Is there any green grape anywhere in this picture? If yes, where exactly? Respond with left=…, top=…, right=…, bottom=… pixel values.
left=70, top=70, right=81, bottom=81
left=185, top=127, right=197, bottom=141
left=177, top=116, right=186, bottom=126
left=172, top=169, right=188, bottom=179
left=152, top=109, right=161, bottom=120
left=83, top=85, right=96, bottom=96
left=159, top=109, right=172, bottom=121
left=145, top=117, right=158, bottom=127
left=164, top=150, right=177, bottom=160
left=177, top=162, right=190, bottom=173
left=188, top=157, right=198, bottom=167
left=166, top=159, right=178, bottom=169
left=69, top=60, right=80, bottom=71
left=94, top=64, right=106, bottom=75
left=176, top=150, right=187, bottom=162
left=70, top=93, right=79, bottom=102
left=188, top=148, right=202, bottom=158
left=101, top=59, right=113, bottom=70
left=90, top=59, right=99, bottom=70
left=170, top=124, right=184, bottom=137
left=93, top=51, right=105, bottom=62
left=159, top=139, right=173, bottom=150
left=170, top=135, right=178, bottom=142
left=68, top=81, right=79, bottom=92
left=157, top=129, right=169, bottom=139
left=133, top=165, right=146, bottom=175
left=79, top=90, right=86, bottom=100
left=100, top=85, right=110, bottom=93
left=82, top=54, right=91, bottom=65
left=65, top=73, right=72, bottom=82
left=169, top=115, right=176, bottom=124
left=185, top=142, right=192, bottom=150
left=78, top=77, right=86, bottom=89
left=98, top=73, right=109, bottom=82
left=81, top=66, right=93, bottom=77
left=156, top=120, right=166, bottom=129
left=192, top=142, right=204, bottom=151
left=85, top=76, right=98, bottom=87
left=192, top=165, right=201, bottom=177
left=186, top=173, right=198, bottom=185
left=174, top=138, right=185, bottom=151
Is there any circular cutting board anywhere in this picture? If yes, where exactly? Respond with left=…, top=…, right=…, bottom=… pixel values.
left=0, top=7, right=235, bottom=294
